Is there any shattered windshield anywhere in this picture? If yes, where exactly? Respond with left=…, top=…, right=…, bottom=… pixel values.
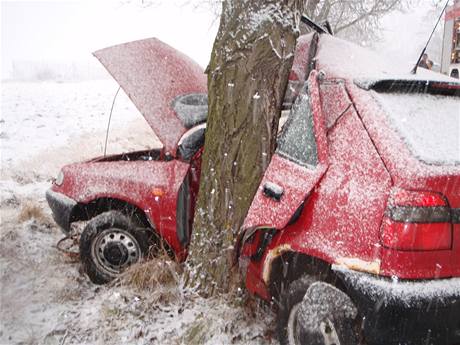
left=276, top=86, right=318, bottom=168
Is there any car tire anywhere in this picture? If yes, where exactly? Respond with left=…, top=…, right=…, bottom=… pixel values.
left=79, top=211, right=152, bottom=284
left=277, top=275, right=316, bottom=345
left=277, top=276, right=359, bottom=345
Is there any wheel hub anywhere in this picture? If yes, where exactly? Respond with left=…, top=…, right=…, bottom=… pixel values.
left=103, top=242, right=129, bottom=266
left=91, top=228, right=141, bottom=275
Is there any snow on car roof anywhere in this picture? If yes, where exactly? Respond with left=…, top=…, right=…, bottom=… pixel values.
left=373, top=91, right=460, bottom=166
left=316, top=34, right=459, bottom=84
left=317, top=34, right=460, bottom=167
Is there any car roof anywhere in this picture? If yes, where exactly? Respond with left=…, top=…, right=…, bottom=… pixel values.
left=315, top=34, right=460, bottom=86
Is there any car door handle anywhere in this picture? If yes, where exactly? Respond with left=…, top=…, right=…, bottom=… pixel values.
left=263, top=182, right=284, bottom=201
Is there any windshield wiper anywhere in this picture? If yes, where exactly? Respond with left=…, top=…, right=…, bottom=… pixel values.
left=355, top=79, right=460, bottom=96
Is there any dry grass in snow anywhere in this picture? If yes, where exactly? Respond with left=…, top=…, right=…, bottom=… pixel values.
left=17, top=200, right=49, bottom=223
left=118, top=258, right=184, bottom=304
left=1, top=80, right=276, bottom=345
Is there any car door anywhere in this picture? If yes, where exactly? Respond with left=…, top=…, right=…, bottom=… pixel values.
left=242, top=71, right=328, bottom=231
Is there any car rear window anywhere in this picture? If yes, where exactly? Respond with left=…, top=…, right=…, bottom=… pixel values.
left=374, top=92, right=460, bottom=166
left=276, top=87, right=318, bottom=168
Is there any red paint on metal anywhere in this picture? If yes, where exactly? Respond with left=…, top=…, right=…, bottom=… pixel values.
left=289, top=33, right=315, bottom=81
left=48, top=35, right=460, bottom=311
left=346, top=82, right=460, bottom=280
left=51, top=153, right=202, bottom=260
left=94, top=38, right=207, bottom=155
left=319, top=81, right=351, bottom=129
left=241, top=37, right=459, bottom=298
left=242, top=72, right=328, bottom=231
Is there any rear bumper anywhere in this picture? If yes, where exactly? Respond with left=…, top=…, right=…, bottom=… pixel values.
left=333, top=265, right=460, bottom=345
left=46, top=189, right=77, bottom=234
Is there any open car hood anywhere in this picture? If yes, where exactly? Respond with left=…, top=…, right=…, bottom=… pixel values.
left=94, top=38, right=207, bottom=154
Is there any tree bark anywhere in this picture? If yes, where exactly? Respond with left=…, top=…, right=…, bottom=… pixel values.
left=188, top=0, right=304, bottom=295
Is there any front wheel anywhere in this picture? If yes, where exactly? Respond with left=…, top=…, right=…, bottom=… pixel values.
left=79, top=211, right=152, bottom=284
left=277, top=276, right=359, bottom=345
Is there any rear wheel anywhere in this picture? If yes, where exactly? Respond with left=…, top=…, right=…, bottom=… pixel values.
left=79, top=211, right=152, bottom=284
left=277, top=276, right=359, bottom=345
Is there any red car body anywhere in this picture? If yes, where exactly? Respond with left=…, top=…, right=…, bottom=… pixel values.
left=46, top=37, right=207, bottom=260
left=47, top=33, right=460, bottom=344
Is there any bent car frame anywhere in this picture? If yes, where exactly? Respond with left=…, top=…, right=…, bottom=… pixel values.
left=47, top=32, right=460, bottom=345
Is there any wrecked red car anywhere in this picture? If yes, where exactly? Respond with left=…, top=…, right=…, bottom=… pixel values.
left=47, top=32, right=460, bottom=345
left=46, top=37, right=208, bottom=282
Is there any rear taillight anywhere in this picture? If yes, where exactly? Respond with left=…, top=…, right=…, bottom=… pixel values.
left=381, top=188, right=453, bottom=251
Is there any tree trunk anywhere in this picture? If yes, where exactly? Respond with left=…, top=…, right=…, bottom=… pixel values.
left=188, top=0, right=304, bottom=295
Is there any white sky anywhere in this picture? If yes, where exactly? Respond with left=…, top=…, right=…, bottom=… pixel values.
left=1, top=0, right=219, bottom=78
left=0, top=0, right=442, bottom=79
left=373, top=3, right=442, bottom=67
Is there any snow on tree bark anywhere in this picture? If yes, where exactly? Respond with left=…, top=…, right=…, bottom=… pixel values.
left=188, top=0, right=304, bottom=295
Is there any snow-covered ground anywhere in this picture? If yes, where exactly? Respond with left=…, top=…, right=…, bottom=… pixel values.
left=0, top=80, right=275, bottom=345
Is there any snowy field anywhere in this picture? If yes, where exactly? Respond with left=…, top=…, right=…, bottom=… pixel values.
left=0, top=80, right=274, bottom=345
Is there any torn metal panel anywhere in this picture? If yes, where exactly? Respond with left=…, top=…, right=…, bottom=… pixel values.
left=335, top=257, right=381, bottom=275
left=262, top=244, right=292, bottom=284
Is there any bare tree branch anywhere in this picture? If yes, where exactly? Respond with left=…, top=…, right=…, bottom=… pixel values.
left=334, top=0, right=400, bottom=33
left=306, top=0, right=412, bottom=45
